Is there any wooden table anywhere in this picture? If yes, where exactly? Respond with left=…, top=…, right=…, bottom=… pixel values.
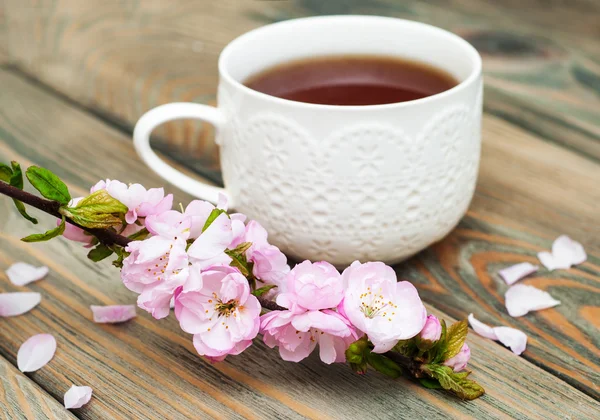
left=1, top=1, right=599, bottom=419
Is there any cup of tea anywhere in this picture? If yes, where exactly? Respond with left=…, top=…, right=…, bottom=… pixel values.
left=133, top=15, right=482, bottom=266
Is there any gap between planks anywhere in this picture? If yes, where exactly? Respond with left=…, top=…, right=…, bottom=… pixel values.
left=0, top=355, right=75, bottom=420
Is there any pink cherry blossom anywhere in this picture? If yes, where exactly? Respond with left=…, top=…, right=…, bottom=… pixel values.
left=193, top=337, right=253, bottom=363
left=342, top=261, right=427, bottom=353
left=444, top=343, right=470, bottom=372
left=137, top=268, right=189, bottom=319
left=92, top=179, right=173, bottom=224
left=261, top=309, right=358, bottom=364
left=229, top=213, right=248, bottom=249
left=419, top=315, right=442, bottom=341
left=186, top=208, right=233, bottom=269
left=183, top=194, right=234, bottom=240
left=237, top=221, right=290, bottom=294
left=121, top=211, right=190, bottom=318
left=276, top=261, right=343, bottom=312
left=174, top=265, right=261, bottom=360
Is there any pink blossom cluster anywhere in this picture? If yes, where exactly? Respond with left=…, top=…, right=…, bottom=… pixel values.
left=263, top=261, right=428, bottom=363
left=61, top=180, right=459, bottom=368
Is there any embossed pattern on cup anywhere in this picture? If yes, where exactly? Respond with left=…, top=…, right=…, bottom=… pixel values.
left=219, top=79, right=482, bottom=266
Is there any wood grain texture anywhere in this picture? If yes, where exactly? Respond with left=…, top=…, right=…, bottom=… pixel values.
left=0, top=0, right=7, bottom=63
left=1, top=69, right=599, bottom=419
left=0, top=356, right=75, bottom=420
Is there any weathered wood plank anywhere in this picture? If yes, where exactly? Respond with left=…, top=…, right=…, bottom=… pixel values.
left=0, top=0, right=8, bottom=63
left=3, top=0, right=600, bottom=176
left=1, top=69, right=599, bottom=418
left=0, top=356, right=75, bottom=420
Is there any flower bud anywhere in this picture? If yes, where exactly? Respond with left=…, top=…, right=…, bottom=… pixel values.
left=444, top=343, right=471, bottom=372
left=346, top=337, right=369, bottom=374
left=420, top=315, right=442, bottom=341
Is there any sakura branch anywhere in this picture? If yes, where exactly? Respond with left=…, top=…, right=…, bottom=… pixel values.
left=0, top=161, right=485, bottom=400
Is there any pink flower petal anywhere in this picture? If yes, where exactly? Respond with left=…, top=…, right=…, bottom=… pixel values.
left=187, top=213, right=232, bottom=260
left=505, top=284, right=561, bottom=317
left=217, top=193, right=228, bottom=211
left=90, top=305, right=136, bottom=323
left=494, top=327, right=528, bottom=355
left=64, top=385, right=93, bottom=409
left=467, top=313, right=498, bottom=340
left=498, top=262, right=538, bottom=285
left=468, top=314, right=527, bottom=355
left=537, top=235, right=587, bottom=271
left=537, top=251, right=557, bottom=271
left=17, top=334, right=56, bottom=372
left=6, top=262, right=49, bottom=286
left=0, top=293, right=41, bottom=317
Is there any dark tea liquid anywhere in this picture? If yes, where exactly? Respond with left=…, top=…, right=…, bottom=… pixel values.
left=244, top=55, right=458, bottom=106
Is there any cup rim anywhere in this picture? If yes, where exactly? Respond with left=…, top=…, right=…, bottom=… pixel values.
left=219, top=15, right=482, bottom=111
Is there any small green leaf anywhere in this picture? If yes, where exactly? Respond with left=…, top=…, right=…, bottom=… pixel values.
left=393, top=338, right=417, bottom=357
left=425, top=364, right=485, bottom=400
left=443, top=319, right=469, bottom=361
left=416, top=337, right=436, bottom=351
left=112, top=247, right=130, bottom=268
left=225, top=248, right=253, bottom=277
left=252, top=284, right=276, bottom=297
left=12, top=199, right=38, bottom=224
left=75, top=189, right=128, bottom=214
left=67, top=189, right=128, bottom=228
left=87, top=244, right=114, bottom=262
left=0, top=162, right=12, bottom=182
left=228, top=241, right=252, bottom=255
left=420, top=378, right=443, bottom=389
left=10, top=161, right=23, bottom=189
left=128, top=227, right=149, bottom=241
left=9, top=162, right=38, bottom=224
left=25, top=166, right=71, bottom=204
left=22, top=216, right=65, bottom=242
left=202, top=208, right=227, bottom=233
left=366, top=352, right=403, bottom=379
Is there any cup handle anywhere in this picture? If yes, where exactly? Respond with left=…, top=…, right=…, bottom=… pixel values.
left=133, top=102, right=232, bottom=206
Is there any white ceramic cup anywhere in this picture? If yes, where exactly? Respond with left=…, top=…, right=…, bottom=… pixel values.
left=133, top=15, right=483, bottom=267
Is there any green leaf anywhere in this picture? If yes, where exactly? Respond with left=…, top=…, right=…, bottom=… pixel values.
left=443, top=319, right=469, bottom=361
left=0, top=162, right=12, bottom=182
left=87, top=244, right=114, bottom=262
left=9, top=162, right=38, bottom=224
left=420, top=378, right=443, bottom=389
left=366, top=352, right=403, bottom=379
left=22, top=216, right=65, bottom=242
left=12, top=199, right=38, bottom=224
left=25, top=166, right=71, bottom=204
left=112, top=247, right=130, bottom=269
left=67, top=189, right=128, bottom=228
left=127, top=227, right=149, bottom=241
left=202, top=208, right=227, bottom=232
left=393, top=338, right=418, bottom=357
left=228, top=241, right=252, bottom=255
left=252, top=284, right=277, bottom=297
left=225, top=248, right=253, bottom=278
left=425, top=364, right=485, bottom=400
left=10, top=161, right=23, bottom=189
